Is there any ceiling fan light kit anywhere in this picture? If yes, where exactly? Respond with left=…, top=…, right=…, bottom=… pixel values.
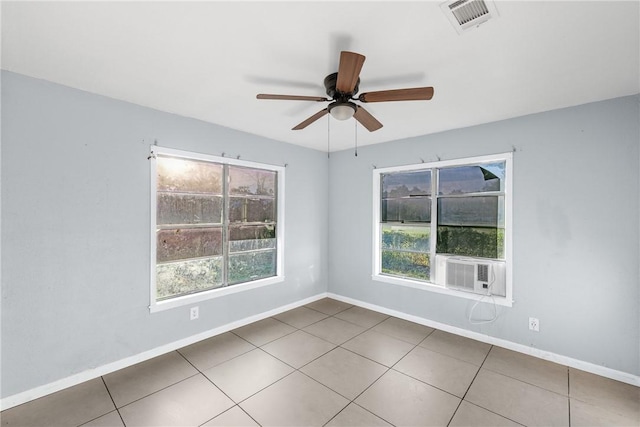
left=328, top=102, right=357, bottom=121
left=256, top=50, right=434, bottom=132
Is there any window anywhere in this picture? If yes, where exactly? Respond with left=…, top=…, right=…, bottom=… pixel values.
left=150, top=147, right=284, bottom=312
left=380, top=170, right=432, bottom=281
left=373, top=153, right=512, bottom=304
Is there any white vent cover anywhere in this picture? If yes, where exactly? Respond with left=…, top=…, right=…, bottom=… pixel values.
left=440, top=0, right=499, bottom=34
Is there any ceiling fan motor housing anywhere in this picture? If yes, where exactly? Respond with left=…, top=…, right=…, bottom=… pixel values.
left=324, top=72, right=360, bottom=100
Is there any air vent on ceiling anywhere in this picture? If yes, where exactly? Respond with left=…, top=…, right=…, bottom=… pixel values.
left=440, top=0, right=499, bottom=34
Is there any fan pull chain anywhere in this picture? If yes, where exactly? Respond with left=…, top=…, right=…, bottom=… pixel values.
left=327, top=114, right=331, bottom=158
left=354, top=120, right=358, bottom=157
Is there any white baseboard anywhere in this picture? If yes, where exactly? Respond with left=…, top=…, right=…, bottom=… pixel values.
left=0, top=293, right=326, bottom=411
left=327, top=293, right=640, bottom=388
left=4, top=291, right=638, bottom=411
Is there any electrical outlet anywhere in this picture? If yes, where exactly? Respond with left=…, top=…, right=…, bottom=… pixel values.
left=529, top=317, right=539, bottom=332
left=190, top=306, right=199, bottom=320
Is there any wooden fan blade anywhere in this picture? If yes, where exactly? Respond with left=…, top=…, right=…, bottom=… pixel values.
left=257, top=94, right=328, bottom=101
left=335, top=51, right=366, bottom=93
left=292, top=108, right=329, bottom=130
left=354, top=106, right=383, bottom=132
left=358, top=87, right=434, bottom=103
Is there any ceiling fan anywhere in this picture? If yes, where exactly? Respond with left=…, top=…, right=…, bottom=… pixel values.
left=256, top=51, right=434, bottom=132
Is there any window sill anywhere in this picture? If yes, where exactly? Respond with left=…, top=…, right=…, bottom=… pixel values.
left=371, top=274, right=513, bottom=307
left=149, top=275, right=285, bottom=313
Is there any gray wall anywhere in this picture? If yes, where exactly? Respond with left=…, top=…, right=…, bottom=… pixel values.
left=2, top=70, right=638, bottom=400
left=1, top=71, right=329, bottom=398
left=328, top=95, right=640, bottom=376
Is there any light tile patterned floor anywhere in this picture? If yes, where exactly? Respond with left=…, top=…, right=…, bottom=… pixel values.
left=2, top=298, right=639, bottom=426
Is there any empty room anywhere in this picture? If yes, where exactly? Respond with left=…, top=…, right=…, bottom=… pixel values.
left=1, top=1, right=639, bottom=426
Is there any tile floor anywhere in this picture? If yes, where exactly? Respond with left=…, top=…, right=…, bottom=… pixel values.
left=2, top=298, right=639, bottom=426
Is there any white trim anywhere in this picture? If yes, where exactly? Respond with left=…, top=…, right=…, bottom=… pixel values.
left=327, top=293, right=640, bottom=388
left=371, top=274, right=513, bottom=307
left=372, top=152, right=513, bottom=307
left=149, top=275, right=286, bottom=313
left=152, top=145, right=286, bottom=173
left=149, top=145, right=286, bottom=313
left=0, top=293, right=326, bottom=411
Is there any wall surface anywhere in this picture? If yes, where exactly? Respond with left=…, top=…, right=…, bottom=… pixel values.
left=1, top=71, right=329, bottom=398
left=2, top=70, right=639, bottom=402
left=328, top=95, right=640, bottom=376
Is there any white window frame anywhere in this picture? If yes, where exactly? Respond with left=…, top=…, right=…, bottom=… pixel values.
left=372, top=152, right=513, bottom=307
left=149, top=146, right=285, bottom=313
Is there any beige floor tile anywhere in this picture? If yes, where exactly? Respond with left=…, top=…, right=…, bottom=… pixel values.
left=334, top=306, right=389, bottom=328
left=178, top=331, right=255, bottom=371
left=80, top=411, right=125, bottom=427
left=483, top=346, right=568, bottom=395
left=262, top=330, right=335, bottom=368
left=342, top=329, right=414, bottom=367
left=570, top=398, right=639, bottom=427
left=325, top=403, right=392, bottom=426
left=202, top=406, right=259, bottom=426
left=273, top=306, right=328, bottom=328
left=419, top=329, right=491, bottom=365
left=118, top=374, right=233, bottom=426
left=103, top=351, right=197, bottom=407
left=305, top=298, right=353, bottom=315
left=232, top=317, right=296, bottom=346
left=466, top=369, right=569, bottom=426
left=449, top=401, right=522, bottom=427
left=0, top=378, right=115, bottom=427
left=569, top=368, right=640, bottom=422
left=240, top=371, right=349, bottom=426
left=371, top=316, right=434, bottom=344
left=303, top=316, right=366, bottom=345
left=301, top=347, right=387, bottom=399
left=356, top=370, right=460, bottom=426
left=394, top=345, right=479, bottom=397
left=203, top=348, right=294, bottom=402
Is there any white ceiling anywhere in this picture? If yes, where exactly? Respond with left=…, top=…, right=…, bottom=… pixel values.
left=2, top=1, right=639, bottom=152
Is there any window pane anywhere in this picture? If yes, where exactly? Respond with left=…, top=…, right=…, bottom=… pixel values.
left=381, top=224, right=430, bottom=252
left=228, top=250, right=276, bottom=285
left=437, top=226, right=504, bottom=259
left=230, top=237, right=276, bottom=253
left=382, top=170, right=431, bottom=198
left=157, top=227, right=223, bottom=263
left=157, top=156, right=222, bottom=194
left=229, top=197, right=275, bottom=223
left=229, top=224, right=276, bottom=241
left=438, top=162, right=504, bottom=195
left=438, top=196, right=501, bottom=227
left=381, top=250, right=430, bottom=281
left=157, top=194, right=223, bottom=225
left=382, top=197, right=431, bottom=222
left=229, top=225, right=276, bottom=252
left=156, top=257, right=223, bottom=300
left=229, top=166, right=276, bottom=196
left=437, top=195, right=504, bottom=259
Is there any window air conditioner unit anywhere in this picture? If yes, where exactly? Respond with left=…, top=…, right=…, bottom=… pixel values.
left=434, top=254, right=506, bottom=297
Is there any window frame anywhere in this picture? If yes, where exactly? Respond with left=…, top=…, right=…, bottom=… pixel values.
left=372, top=152, right=513, bottom=306
left=149, top=146, right=285, bottom=313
